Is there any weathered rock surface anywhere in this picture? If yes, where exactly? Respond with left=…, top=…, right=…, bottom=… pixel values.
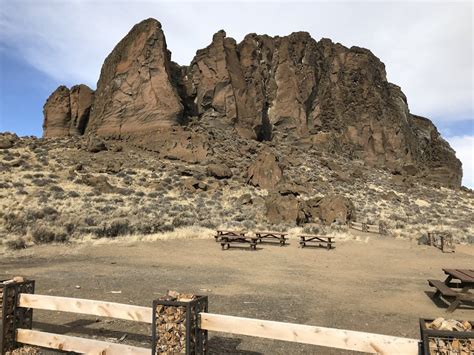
left=86, top=136, right=107, bottom=153
left=207, top=163, right=232, bottom=179
left=265, top=193, right=300, bottom=224
left=129, top=128, right=209, bottom=163
left=318, top=195, right=355, bottom=225
left=43, top=85, right=94, bottom=137
left=247, top=150, right=282, bottom=190
left=87, top=18, right=183, bottom=136
left=43, top=86, right=72, bottom=137
left=70, top=85, right=94, bottom=135
left=0, top=133, right=18, bottom=149
left=301, top=194, right=355, bottom=225
left=42, top=18, right=463, bottom=187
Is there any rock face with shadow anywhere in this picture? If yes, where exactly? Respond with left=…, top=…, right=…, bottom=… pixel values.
left=43, top=84, right=94, bottom=137
left=42, top=17, right=462, bottom=187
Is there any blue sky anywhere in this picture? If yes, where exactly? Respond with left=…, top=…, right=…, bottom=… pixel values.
left=0, top=0, right=472, bottom=187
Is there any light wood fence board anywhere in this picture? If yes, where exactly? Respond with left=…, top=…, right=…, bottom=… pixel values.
left=16, top=329, right=149, bottom=355
left=18, top=294, right=152, bottom=323
left=199, top=313, right=419, bottom=354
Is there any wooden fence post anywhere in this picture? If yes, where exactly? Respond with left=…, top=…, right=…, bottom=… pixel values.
left=0, top=278, right=35, bottom=355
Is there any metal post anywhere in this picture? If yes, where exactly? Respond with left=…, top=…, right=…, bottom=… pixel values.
left=0, top=278, right=35, bottom=355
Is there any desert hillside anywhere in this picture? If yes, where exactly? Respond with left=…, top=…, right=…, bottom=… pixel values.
left=1, top=18, right=472, bottom=249
left=0, top=130, right=472, bottom=249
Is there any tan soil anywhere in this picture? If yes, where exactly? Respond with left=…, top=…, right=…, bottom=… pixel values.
left=1, top=235, right=473, bottom=354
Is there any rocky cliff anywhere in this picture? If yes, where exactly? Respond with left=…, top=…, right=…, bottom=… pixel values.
left=42, top=18, right=462, bottom=187
left=43, top=84, right=94, bottom=137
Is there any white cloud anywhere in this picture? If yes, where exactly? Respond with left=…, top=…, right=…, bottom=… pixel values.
left=446, top=135, right=474, bottom=188
left=0, top=0, right=473, bottom=183
left=1, top=1, right=472, bottom=122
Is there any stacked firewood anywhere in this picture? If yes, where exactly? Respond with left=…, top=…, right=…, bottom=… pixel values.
left=154, top=290, right=197, bottom=355
left=427, top=318, right=473, bottom=355
left=1, top=277, right=25, bottom=310
left=6, top=346, right=40, bottom=355
left=428, top=337, right=472, bottom=355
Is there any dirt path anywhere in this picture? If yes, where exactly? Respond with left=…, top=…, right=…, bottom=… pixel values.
left=1, top=235, right=473, bottom=354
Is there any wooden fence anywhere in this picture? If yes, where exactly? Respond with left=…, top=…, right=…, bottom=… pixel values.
left=1, top=279, right=419, bottom=354
left=349, top=221, right=387, bottom=234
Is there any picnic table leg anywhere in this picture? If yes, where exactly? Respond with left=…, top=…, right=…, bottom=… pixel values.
left=446, top=298, right=461, bottom=313
left=300, top=237, right=305, bottom=248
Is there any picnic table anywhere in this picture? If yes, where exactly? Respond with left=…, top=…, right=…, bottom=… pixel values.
left=214, top=230, right=246, bottom=242
left=220, top=234, right=258, bottom=251
left=299, top=235, right=335, bottom=250
left=428, top=268, right=474, bottom=312
left=255, top=231, right=288, bottom=246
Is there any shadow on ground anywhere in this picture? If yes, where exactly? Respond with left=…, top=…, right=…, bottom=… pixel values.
left=209, top=336, right=262, bottom=354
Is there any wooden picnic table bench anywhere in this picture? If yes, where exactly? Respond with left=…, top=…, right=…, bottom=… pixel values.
left=214, top=230, right=247, bottom=242
left=255, top=231, right=288, bottom=246
left=428, top=268, right=474, bottom=312
left=220, top=235, right=258, bottom=251
left=299, top=235, right=335, bottom=250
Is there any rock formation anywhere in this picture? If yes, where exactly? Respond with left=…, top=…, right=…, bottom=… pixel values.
left=247, top=150, right=282, bottom=189
left=42, top=18, right=462, bottom=187
left=265, top=193, right=300, bottom=224
left=43, top=85, right=94, bottom=137
left=86, top=18, right=183, bottom=136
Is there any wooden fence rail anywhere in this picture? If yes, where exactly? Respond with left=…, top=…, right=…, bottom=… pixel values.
left=16, top=329, right=149, bottom=355
left=3, top=288, right=421, bottom=354
left=199, top=313, right=419, bottom=355
left=349, top=221, right=386, bottom=234
left=18, top=294, right=153, bottom=323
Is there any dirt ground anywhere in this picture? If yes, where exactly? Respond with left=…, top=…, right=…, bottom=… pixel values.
left=1, top=233, right=473, bottom=354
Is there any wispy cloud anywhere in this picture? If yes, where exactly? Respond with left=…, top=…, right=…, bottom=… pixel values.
left=0, top=0, right=472, bottom=186
left=1, top=1, right=472, bottom=122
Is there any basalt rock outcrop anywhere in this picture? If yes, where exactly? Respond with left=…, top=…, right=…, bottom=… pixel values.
left=43, top=18, right=462, bottom=187
left=86, top=19, right=183, bottom=136
left=247, top=150, right=283, bottom=190
left=300, top=195, right=355, bottom=225
left=43, top=85, right=94, bottom=137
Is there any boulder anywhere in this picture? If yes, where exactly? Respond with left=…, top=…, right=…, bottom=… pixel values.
left=207, top=163, right=232, bottom=179
left=237, top=193, right=253, bottom=205
left=0, top=139, right=13, bottom=149
left=265, top=193, right=300, bottom=224
left=183, top=177, right=207, bottom=191
left=81, top=174, right=120, bottom=194
left=277, top=182, right=308, bottom=196
left=87, top=137, right=107, bottom=153
left=301, top=194, right=355, bottom=225
left=318, top=195, right=355, bottom=225
left=247, top=150, right=282, bottom=190
left=0, top=133, right=17, bottom=149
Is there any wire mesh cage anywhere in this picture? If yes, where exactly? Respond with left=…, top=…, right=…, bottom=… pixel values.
left=0, top=279, right=35, bottom=355
left=152, top=295, right=208, bottom=355
left=419, top=318, right=473, bottom=355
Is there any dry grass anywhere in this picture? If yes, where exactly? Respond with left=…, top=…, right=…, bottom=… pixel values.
left=1, top=134, right=473, bottom=251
